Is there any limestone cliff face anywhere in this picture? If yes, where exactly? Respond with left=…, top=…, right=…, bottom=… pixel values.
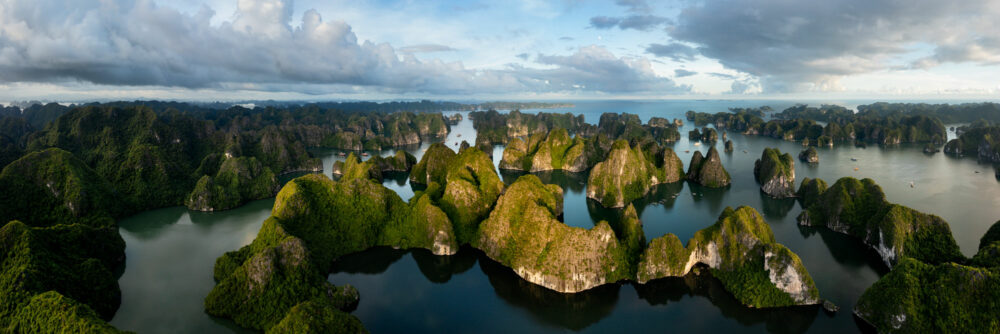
left=586, top=140, right=684, bottom=208
left=754, top=148, right=796, bottom=198
left=498, top=128, right=591, bottom=172
left=687, top=147, right=731, bottom=187
left=475, top=175, right=642, bottom=293
left=798, top=147, right=819, bottom=163
left=409, top=143, right=457, bottom=185
left=854, top=220, right=1000, bottom=333
left=638, top=206, right=820, bottom=307
left=796, top=177, right=963, bottom=267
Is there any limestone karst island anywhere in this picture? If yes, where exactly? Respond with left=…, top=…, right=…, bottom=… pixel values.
left=2, top=0, right=999, bottom=333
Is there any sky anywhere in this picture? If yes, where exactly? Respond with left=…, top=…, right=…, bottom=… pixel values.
left=1, top=0, right=999, bottom=102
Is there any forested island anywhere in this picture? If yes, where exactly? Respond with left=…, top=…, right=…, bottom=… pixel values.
left=2, top=100, right=998, bottom=333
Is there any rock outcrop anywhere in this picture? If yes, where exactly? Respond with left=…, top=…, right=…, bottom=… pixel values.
left=586, top=140, right=684, bottom=208
left=724, top=140, right=734, bottom=153
left=637, top=206, right=820, bottom=307
left=797, top=177, right=963, bottom=267
left=754, top=148, right=796, bottom=198
left=475, top=175, right=643, bottom=293
left=798, top=147, right=819, bottom=164
left=687, top=147, right=731, bottom=188
left=186, top=156, right=278, bottom=212
left=499, top=128, right=593, bottom=172
left=206, top=171, right=473, bottom=331
left=332, top=151, right=417, bottom=180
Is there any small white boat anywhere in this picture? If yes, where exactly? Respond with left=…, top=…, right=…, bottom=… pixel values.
left=694, top=142, right=702, bottom=146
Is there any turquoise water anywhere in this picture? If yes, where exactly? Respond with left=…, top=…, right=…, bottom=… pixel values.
left=112, top=101, right=1000, bottom=333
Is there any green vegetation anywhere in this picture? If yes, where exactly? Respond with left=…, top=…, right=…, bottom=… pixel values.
left=795, top=178, right=828, bottom=208
left=797, top=177, right=963, bottom=266
left=753, top=148, right=796, bottom=198
left=798, top=147, right=819, bottom=164
left=638, top=206, right=820, bottom=307
left=688, top=105, right=947, bottom=146
left=186, top=156, right=278, bottom=211
left=499, top=128, right=596, bottom=172
left=944, top=126, right=1000, bottom=162
left=474, top=175, right=643, bottom=293
left=687, top=146, right=731, bottom=187
left=586, top=139, right=684, bottom=208
left=267, top=300, right=368, bottom=334
left=409, top=143, right=457, bottom=185
left=0, top=148, right=123, bottom=226
left=206, top=168, right=482, bottom=330
left=855, top=257, right=999, bottom=333
left=471, top=109, right=587, bottom=144
left=0, top=220, right=125, bottom=330
left=4, top=291, right=129, bottom=333
left=437, top=148, right=505, bottom=244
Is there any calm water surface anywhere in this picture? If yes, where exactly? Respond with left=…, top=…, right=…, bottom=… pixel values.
left=111, top=101, right=1000, bottom=333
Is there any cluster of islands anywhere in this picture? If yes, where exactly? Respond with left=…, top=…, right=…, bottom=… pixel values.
left=1, top=100, right=999, bottom=333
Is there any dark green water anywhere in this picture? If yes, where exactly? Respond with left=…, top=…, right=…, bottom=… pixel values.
left=111, top=101, right=1000, bottom=333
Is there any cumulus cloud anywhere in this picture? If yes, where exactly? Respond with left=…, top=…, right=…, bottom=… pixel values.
left=646, top=43, right=698, bottom=62
left=670, top=0, right=1000, bottom=92
left=0, top=0, right=681, bottom=95
left=674, top=69, right=697, bottom=77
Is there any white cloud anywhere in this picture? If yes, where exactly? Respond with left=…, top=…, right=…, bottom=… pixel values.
left=0, top=0, right=681, bottom=96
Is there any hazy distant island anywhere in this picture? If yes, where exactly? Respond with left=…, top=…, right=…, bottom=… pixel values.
left=1, top=100, right=998, bottom=333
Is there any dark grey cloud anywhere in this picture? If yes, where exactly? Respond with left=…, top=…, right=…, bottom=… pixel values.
left=645, top=43, right=698, bottom=62
left=0, top=0, right=682, bottom=95
left=670, top=0, right=1000, bottom=92
left=674, top=69, right=697, bottom=77
left=398, top=44, right=456, bottom=53
left=590, top=15, right=670, bottom=31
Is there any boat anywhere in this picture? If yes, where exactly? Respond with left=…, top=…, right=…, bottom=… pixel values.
left=854, top=167, right=859, bottom=171
left=362, top=152, right=369, bottom=157
left=457, top=134, right=462, bottom=137
left=694, top=142, right=701, bottom=146
left=337, top=152, right=345, bottom=157
left=850, top=158, right=858, bottom=161
left=910, top=181, right=915, bottom=188
left=684, top=150, right=690, bottom=153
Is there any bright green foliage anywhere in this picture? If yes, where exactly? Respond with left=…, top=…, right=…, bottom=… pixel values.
left=587, top=140, right=684, bottom=208
left=795, top=177, right=827, bottom=208
left=0, top=148, right=122, bottom=227
left=266, top=301, right=368, bottom=334
left=639, top=206, right=820, bottom=307
left=475, top=175, right=642, bottom=293
left=753, top=148, right=796, bottom=198
left=979, top=220, right=1000, bottom=251
left=636, top=234, right=689, bottom=282
left=798, top=177, right=963, bottom=266
left=409, top=143, right=456, bottom=185
left=207, top=172, right=465, bottom=330
left=855, top=258, right=1000, bottom=333
left=0, top=220, right=125, bottom=329
left=438, top=148, right=504, bottom=244
left=334, top=153, right=382, bottom=182
left=5, top=291, right=129, bottom=334
left=186, top=156, right=278, bottom=211
left=687, top=146, right=731, bottom=187
left=499, top=128, right=593, bottom=172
